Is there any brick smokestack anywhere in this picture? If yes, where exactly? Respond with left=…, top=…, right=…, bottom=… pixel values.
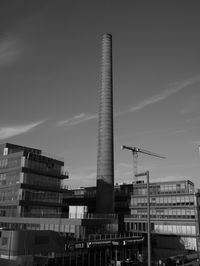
left=96, top=33, right=114, bottom=213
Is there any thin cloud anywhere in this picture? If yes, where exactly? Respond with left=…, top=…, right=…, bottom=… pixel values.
left=0, top=121, right=43, bottom=140
left=130, top=76, right=200, bottom=112
left=180, top=95, right=200, bottom=115
left=0, top=39, right=20, bottom=66
left=180, top=105, right=196, bottom=115
left=186, top=116, right=200, bottom=123
left=58, top=113, right=97, bottom=127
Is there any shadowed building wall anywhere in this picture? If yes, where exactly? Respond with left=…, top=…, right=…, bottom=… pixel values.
left=96, top=33, right=114, bottom=213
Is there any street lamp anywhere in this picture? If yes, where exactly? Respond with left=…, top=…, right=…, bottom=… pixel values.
left=135, top=171, right=151, bottom=266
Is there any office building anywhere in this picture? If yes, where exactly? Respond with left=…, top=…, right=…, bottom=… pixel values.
left=124, top=179, right=199, bottom=257
left=0, top=143, right=118, bottom=240
left=0, top=142, right=68, bottom=219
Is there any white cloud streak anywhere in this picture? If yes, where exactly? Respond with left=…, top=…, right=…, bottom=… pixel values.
left=58, top=113, right=97, bottom=127
left=58, top=77, right=200, bottom=129
left=0, top=121, right=44, bottom=140
left=130, top=76, right=200, bottom=112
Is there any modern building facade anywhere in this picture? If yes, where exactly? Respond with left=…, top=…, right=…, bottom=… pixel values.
left=0, top=143, right=68, bottom=219
left=124, top=180, right=199, bottom=254
left=0, top=143, right=118, bottom=240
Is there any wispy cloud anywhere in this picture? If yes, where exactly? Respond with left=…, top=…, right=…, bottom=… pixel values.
left=180, top=105, right=197, bottom=115
left=0, top=121, right=44, bottom=140
left=130, top=76, right=200, bottom=112
left=58, top=113, right=97, bottom=127
left=186, top=116, right=200, bottom=123
left=0, top=39, right=20, bottom=66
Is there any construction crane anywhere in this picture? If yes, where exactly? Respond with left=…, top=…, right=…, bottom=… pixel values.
left=121, top=145, right=166, bottom=180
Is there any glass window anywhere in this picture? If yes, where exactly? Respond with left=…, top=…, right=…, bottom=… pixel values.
left=44, top=224, right=49, bottom=230
left=2, top=237, right=8, bottom=246
left=164, top=197, right=168, bottom=204
left=70, top=225, right=75, bottom=233
left=65, top=224, right=69, bottom=232
left=23, top=173, right=61, bottom=188
left=40, top=224, right=45, bottom=230
left=54, top=224, right=59, bottom=232
left=49, top=224, right=54, bottom=230
left=177, top=196, right=181, bottom=204
left=160, top=197, right=164, bottom=204
left=168, top=197, right=172, bottom=205
left=180, top=196, right=185, bottom=204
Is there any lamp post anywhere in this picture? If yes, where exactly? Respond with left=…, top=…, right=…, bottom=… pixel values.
left=135, top=171, right=151, bottom=266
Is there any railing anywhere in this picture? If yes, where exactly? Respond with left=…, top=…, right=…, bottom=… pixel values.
left=86, top=213, right=118, bottom=219
left=60, top=169, right=69, bottom=178
left=67, top=213, right=118, bottom=220
left=87, top=232, right=140, bottom=241
left=125, top=214, right=196, bottom=220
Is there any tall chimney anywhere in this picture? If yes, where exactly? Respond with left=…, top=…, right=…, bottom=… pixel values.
left=96, top=33, right=114, bottom=213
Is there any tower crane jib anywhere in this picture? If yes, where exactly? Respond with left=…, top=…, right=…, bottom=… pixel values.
left=121, top=145, right=166, bottom=181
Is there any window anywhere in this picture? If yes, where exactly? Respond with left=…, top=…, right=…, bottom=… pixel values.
left=160, top=197, right=164, bottom=204
left=164, top=197, right=168, bottom=205
left=131, top=223, right=134, bottom=230
left=2, top=237, right=8, bottom=246
left=70, top=225, right=75, bottom=233
left=49, top=224, right=54, bottom=230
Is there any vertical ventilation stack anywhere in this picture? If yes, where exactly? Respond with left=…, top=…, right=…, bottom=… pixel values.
left=96, top=33, right=114, bottom=214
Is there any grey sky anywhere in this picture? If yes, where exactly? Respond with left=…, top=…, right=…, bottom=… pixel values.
left=1, top=1, right=200, bottom=188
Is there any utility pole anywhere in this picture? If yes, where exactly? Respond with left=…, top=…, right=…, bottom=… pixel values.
left=136, top=171, right=151, bottom=266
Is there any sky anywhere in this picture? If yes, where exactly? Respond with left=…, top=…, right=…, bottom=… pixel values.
left=1, top=0, right=200, bottom=189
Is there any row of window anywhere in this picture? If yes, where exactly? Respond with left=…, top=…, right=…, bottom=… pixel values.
left=129, top=214, right=196, bottom=220
left=40, top=223, right=75, bottom=233
left=131, top=195, right=195, bottom=207
left=0, top=171, right=62, bottom=188
left=22, top=189, right=62, bottom=203
left=133, top=182, right=194, bottom=196
left=0, top=222, right=77, bottom=234
left=131, top=208, right=196, bottom=217
left=125, top=221, right=196, bottom=236
left=22, top=206, right=61, bottom=218
left=0, top=189, right=62, bottom=203
left=154, top=224, right=196, bottom=236
left=0, top=206, right=17, bottom=217
left=0, top=171, right=20, bottom=186
left=23, top=173, right=61, bottom=188
left=0, top=190, right=18, bottom=201
left=0, top=157, right=22, bottom=169
left=126, top=221, right=148, bottom=232
left=25, top=158, right=62, bottom=175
